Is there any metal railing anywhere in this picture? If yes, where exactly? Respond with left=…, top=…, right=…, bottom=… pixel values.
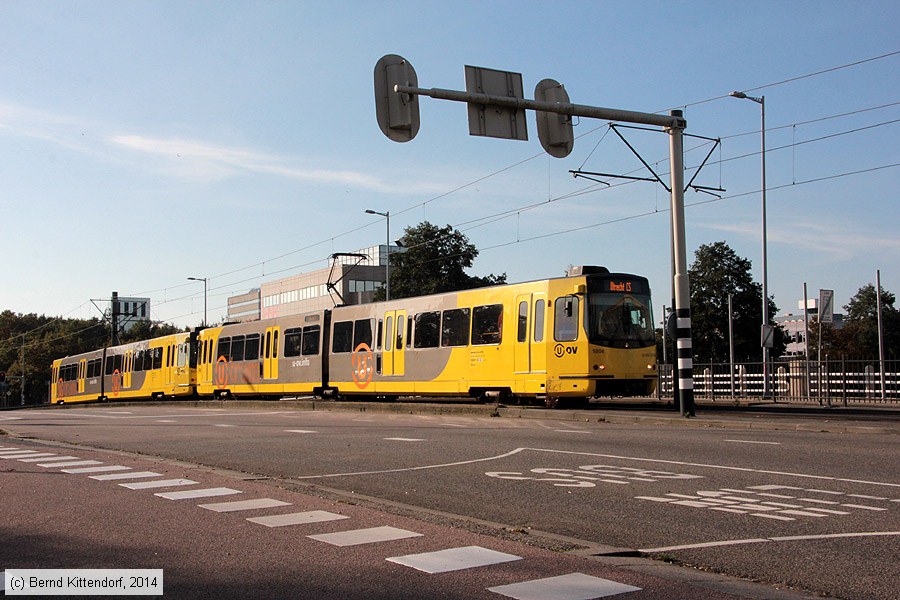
left=657, top=359, right=899, bottom=405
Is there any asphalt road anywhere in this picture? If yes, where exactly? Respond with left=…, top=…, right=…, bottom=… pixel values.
left=2, top=402, right=898, bottom=600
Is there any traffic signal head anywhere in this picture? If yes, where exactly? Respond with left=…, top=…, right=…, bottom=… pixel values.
left=374, top=54, right=420, bottom=143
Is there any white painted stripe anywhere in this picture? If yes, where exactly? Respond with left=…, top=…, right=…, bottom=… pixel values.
left=802, top=508, right=851, bottom=515
left=62, top=465, right=132, bottom=474
left=724, top=439, right=780, bottom=445
left=90, top=471, right=160, bottom=481
left=384, top=437, right=426, bottom=442
left=156, top=487, right=241, bottom=500
left=752, top=513, right=795, bottom=521
left=708, top=507, right=747, bottom=514
left=676, top=318, right=691, bottom=328
left=841, top=504, right=888, bottom=511
left=677, top=339, right=692, bottom=349
left=747, top=485, right=802, bottom=491
left=309, top=526, right=423, bottom=547
left=679, top=379, right=694, bottom=389
left=554, top=430, right=591, bottom=434
left=488, top=572, right=641, bottom=600
left=14, top=454, right=62, bottom=461
left=156, top=420, right=176, bottom=423
left=677, top=358, right=692, bottom=368
left=285, top=429, right=317, bottom=434
left=214, top=424, right=236, bottom=428
left=805, top=489, right=843, bottom=495
left=199, top=498, right=291, bottom=513
left=37, top=460, right=103, bottom=468
left=644, top=538, right=768, bottom=552
left=760, top=502, right=804, bottom=509
left=779, top=510, right=828, bottom=517
left=642, top=531, right=900, bottom=553
left=19, top=455, right=78, bottom=463
left=634, top=496, right=673, bottom=503
left=120, top=478, right=198, bottom=490
left=798, top=497, right=840, bottom=505
left=440, top=423, right=468, bottom=428
left=848, top=494, right=888, bottom=500
left=247, top=511, right=349, bottom=528
left=387, top=546, right=521, bottom=574
left=524, top=448, right=900, bottom=488
left=756, top=493, right=795, bottom=499
left=0, top=451, right=47, bottom=458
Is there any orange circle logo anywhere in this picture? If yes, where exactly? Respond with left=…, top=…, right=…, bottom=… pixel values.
left=215, top=356, right=228, bottom=389
left=112, top=369, right=121, bottom=397
left=351, top=343, right=374, bottom=389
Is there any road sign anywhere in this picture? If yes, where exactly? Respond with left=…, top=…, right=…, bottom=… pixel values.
left=464, top=65, right=527, bottom=141
left=761, top=324, right=775, bottom=348
left=374, top=55, right=420, bottom=142
left=819, top=289, right=834, bottom=323
left=534, top=79, right=573, bottom=158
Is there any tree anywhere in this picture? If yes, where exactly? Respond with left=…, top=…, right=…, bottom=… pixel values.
left=687, top=241, right=785, bottom=363
left=119, top=320, right=186, bottom=343
left=375, top=221, right=506, bottom=301
left=835, top=284, right=900, bottom=359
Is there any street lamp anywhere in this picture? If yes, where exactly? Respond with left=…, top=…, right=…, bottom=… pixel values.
left=730, top=90, right=770, bottom=397
left=364, top=209, right=390, bottom=301
left=187, top=277, right=208, bottom=327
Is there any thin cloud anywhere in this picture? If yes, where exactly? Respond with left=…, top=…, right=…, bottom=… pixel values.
left=0, top=101, right=444, bottom=194
left=700, top=220, right=900, bottom=260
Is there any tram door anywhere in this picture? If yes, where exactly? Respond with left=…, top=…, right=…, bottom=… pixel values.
left=382, top=310, right=406, bottom=376
left=515, top=296, right=531, bottom=373
left=531, top=293, right=547, bottom=374
left=124, top=351, right=133, bottom=389
left=263, top=326, right=280, bottom=380
left=78, top=359, right=86, bottom=393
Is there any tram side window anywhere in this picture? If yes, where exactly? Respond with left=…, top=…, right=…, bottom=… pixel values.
left=332, top=321, right=353, bottom=353
left=534, top=300, right=545, bottom=342
left=176, top=343, right=187, bottom=367
left=554, top=296, right=580, bottom=342
left=517, top=301, right=528, bottom=342
left=441, top=308, right=470, bottom=347
left=396, top=315, right=405, bottom=350
left=283, top=328, right=302, bottom=357
left=217, top=338, right=231, bottom=362
left=245, top=334, right=261, bottom=361
left=472, top=304, right=503, bottom=345
left=230, top=336, right=246, bottom=362
left=413, top=312, right=440, bottom=348
left=302, top=325, right=320, bottom=355
left=353, top=319, right=373, bottom=350
left=133, top=351, right=143, bottom=373
left=148, top=347, right=160, bottom=370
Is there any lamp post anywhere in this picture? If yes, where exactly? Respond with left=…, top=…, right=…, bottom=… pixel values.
left=187, top=277, right=208, bottom=326
left=365, top=209, right=390, bottom=301
left=730, top=90, right=770, bottom=398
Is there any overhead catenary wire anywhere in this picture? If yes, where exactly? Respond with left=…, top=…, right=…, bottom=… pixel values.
left=9, top=50, right=895, bottom=329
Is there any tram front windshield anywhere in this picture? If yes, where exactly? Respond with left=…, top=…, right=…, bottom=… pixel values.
left=586, top=290, right=655, bottom=349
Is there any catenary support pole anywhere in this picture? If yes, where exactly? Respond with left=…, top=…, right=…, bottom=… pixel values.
left=667, top=110, right=694, bottom=417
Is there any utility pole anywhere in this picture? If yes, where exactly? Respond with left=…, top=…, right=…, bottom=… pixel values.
left=111, top=291, right=120, bottom=346
left=20, top=333, right=26, bottom=405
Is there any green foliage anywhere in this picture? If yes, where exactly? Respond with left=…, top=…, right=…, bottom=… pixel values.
left=0, top=311, right=186, bottom=404
left=374, top=221, right=507, bottom=301
left=0, top=310, right=108, bottom=404
left=836, top=284, right=898, bottom=359
left=687, top=241, right=785, bottom=363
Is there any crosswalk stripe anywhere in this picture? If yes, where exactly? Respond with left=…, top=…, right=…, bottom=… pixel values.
left=309, top=526, right=422, bottom=547
left=199, top=498, right=292, bottom=513
left=120, top=479, right=198, bottom=490
left=387, top=546, right=521, bottom=574
left=488, top=572, right=642, bottom=600
left=247, top=511, right=349, bottom=528
left=62, top=465, right=132, bottom=474
left=37, top=460, right=103, bottom=468
left=91, top=471, right=158, bottom=481
left=156, top=487, right=242, bottom=500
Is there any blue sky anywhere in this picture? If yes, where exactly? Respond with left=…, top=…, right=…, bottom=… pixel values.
left=1, top=0, right=898, bottom=329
